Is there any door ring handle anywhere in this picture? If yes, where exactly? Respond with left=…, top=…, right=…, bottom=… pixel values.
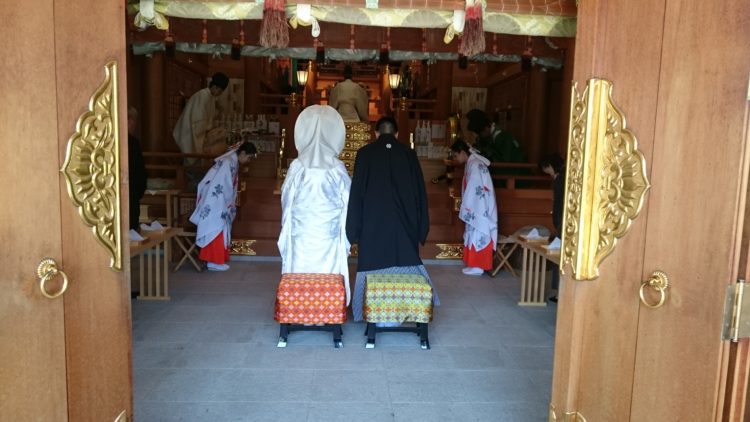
left=36, top=258, right=69, bottom=299
left=639, top=270, right=669, bottom=309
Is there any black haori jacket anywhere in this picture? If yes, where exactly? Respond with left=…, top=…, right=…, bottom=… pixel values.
left=346, top=134, right=430, bottom=271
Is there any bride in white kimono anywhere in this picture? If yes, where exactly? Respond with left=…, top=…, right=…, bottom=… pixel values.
left=278, top=105, right=352, bottom=304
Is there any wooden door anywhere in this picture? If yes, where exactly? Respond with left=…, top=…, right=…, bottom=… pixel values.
left=0, top=1, right=132, bottom=421
left=551, top=1, right=750, bottom=420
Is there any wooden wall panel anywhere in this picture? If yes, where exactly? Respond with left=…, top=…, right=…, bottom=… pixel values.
left=550, top=0, right=666, bottom=419
left=0, top=1, right=68, bottom=419
left=53, top=0, right=133, bottom=420
left=631, top=1, right=750, bottom=420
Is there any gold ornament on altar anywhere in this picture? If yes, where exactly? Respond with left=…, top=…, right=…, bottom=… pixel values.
left=230, top=239, right=257, bottom=256
left=436, top=244, right=464, bottom=259
left=561, top=78, right=650, bottom=281
left=61, top=61, right=123, bottom=271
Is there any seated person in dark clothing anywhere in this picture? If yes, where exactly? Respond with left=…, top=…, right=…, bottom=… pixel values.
left=539, top=153, right=566, bottom=302
left=128, top=107, right=148, bottom=231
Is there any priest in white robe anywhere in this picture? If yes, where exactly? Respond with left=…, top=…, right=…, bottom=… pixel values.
left=329, top=65, right=369, bottom=123
left=173, top=72, right=229, bottom=155
left=450, top=140, right=498, bottom=276
left=278, top=105, right=352, bottom=304
left=190, top=142, right=257, bottom=271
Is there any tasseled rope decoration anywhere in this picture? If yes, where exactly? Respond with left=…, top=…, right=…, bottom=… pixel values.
left=458, top=0, right=485, bottom=57
left=259, top=0, right=289, bottom=48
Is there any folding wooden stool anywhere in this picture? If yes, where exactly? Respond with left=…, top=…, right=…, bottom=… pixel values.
left=173, top=230, right=203, bottom=272
left=274, top=273, right=347, bottom=348
left=363, top=274, right=433, bottom=350
left=492, top=235, right=519, bottom=277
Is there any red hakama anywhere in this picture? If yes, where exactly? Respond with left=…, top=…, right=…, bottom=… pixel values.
left=199, top=231, right=229, bottom=264
left=463, top=244, right=493, bottom=270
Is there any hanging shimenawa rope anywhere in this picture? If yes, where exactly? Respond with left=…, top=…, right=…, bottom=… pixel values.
left=260, top=0, right=289, bottom=48
left=459, top=0, right=485, bottom=57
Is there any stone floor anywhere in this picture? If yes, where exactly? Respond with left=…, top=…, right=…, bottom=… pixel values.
left=132, top=260, right=557, bottom=422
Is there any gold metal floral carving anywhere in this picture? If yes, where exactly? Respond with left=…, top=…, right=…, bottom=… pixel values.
left=436, top=243, right=463, bottom=259
left=561, top=78, right=650, bottom=281
left=549, top=404, right=587, bottom=422
left=61, top=61, right=123, bottom=271
left=230, top=239, right=257, bottom=255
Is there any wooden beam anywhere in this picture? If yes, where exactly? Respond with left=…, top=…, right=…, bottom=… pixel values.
left=129, top=19, right=566, bottom=57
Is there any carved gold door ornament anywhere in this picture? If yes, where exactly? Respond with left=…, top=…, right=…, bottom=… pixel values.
left=549, top=404, right=588, bottom=422
left=561, top=78, right=651, bottom=281
left=61, top=61, right=123, bottom=271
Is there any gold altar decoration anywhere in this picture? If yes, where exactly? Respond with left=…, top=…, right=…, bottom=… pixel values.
left=61, top=61, right=123, bottom=271
left=340, top=122, right=372, bottom=175
left=436, top=243, right=463, bottom=259
left=561, top=78, right=650, bottom=281
left=230, top=239, right=257, bottom=255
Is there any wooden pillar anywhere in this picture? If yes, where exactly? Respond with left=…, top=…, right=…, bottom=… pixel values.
left=432, top=61, right=453, bottom=120
left=142, top=54, right=166, bottom=151
left=381, top=69, right=392, bottom=117
left=304, top=61, right=317, bottom=106
left=396, top=97, right=410, bottom=145
left=557, top=42, right=576, bottom=155
left=244, top=57, right=262, bottom=115
left=523, top=67, right=548, bottom=165
left=126, top=51, right=143, bottom=140
left=283, top=96, right=301, bottom=159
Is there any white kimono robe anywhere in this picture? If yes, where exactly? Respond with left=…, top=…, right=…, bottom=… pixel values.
left=278, top=159, right=352, bottom=304
left=459, top=153, right=498, bottom=251
left=189, top=150, right=239, bottom=248
left=329, top=79, right=369, bottom=122
left=173, top=87, right=216, bottom=154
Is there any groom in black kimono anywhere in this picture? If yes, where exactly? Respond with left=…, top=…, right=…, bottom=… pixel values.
left=346, top=116, right=439, bottom=321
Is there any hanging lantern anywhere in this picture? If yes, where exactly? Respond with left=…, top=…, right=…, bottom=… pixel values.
left=388, top=67, right=401, bottom=91
left=260, top=0, right=289, bottom=48
left=459, top=0, right=485, bottom=57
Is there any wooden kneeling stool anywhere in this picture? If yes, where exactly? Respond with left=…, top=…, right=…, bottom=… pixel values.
left=363, top=274, right=433, bottom=350
left=274, top=273, right=347, bottom=348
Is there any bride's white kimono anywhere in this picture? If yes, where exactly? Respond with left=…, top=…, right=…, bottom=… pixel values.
left=277, top=105, right=352, bottom=304
left=190, top=149, right=239, bottom=249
